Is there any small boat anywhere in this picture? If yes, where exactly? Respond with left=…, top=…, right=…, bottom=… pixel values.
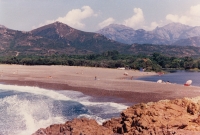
left=184, top=80, right=192, bottom=86
left=157, top=80, right=162, bottom=83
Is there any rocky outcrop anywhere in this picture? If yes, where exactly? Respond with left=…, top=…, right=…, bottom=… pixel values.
left=104, top=98, right=200, bottom=135
left=32, top=118, right=114, bottom=135
left=33, top=97, right=200, bottom=135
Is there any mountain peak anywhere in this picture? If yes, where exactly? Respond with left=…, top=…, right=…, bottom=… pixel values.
left=0, top=25, right=6, bottom=29
left=31, top=21, right=71, bottom=32
left=169, top=22, right=190, bottom=27
left=159, top=22, right=191, bottom=30
left=103, top=24, right=134, bottom=31
left=167, top=22, right=188, bottom=26
left=31, top=22, right=79, bottom=41
left=108, top=23, right=128, bottom=27
left=52, top=21, right=67, bottom=26
left=53, top=21, right=63, bottom=24
left=152, top=22, right=193, bottom=42
left=31, top=21, right=115, bottom=45
left=52, top=21, right=70, bottom=28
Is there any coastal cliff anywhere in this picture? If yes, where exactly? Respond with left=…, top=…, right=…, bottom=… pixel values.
left=32, top=97, right=200, bottom=135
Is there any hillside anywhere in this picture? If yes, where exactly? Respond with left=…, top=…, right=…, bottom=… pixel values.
left=173, top=36, right=200, bottom=46
left=0, top=22, right=127, bottom=56
left=127, top=44, right=200, bottom=57
left=31, top=22, right=127, bottom=53
left=1, top=22, right=200, bottom=57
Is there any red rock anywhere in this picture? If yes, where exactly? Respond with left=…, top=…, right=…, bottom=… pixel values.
left=32, top=118, right=113, bottom=135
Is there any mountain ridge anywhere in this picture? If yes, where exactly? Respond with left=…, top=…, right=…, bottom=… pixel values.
left=1, top=22, right=200, bottom=57
left=97, top=23, right=200, bottom=46
left=0, top=22, right=127, bottom=56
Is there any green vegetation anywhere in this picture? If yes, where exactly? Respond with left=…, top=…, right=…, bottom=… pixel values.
left=1, top=51, right=200, bottom=72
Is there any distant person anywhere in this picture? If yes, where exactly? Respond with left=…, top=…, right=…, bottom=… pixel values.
left=131, top=76, right=133, bottom=80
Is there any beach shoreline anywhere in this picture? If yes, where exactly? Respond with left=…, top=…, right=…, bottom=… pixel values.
left=1, top=65, right=200, bottom=104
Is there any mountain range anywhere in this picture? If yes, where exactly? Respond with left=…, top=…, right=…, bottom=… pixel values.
left=0, top=22, right=127, bottom=56
left=1, top=22, right=200, bottom=57
left=97, top=23, right=200, bottom=46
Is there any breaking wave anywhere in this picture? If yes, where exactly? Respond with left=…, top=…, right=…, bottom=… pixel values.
left=0, top=84, right=128, bottom=135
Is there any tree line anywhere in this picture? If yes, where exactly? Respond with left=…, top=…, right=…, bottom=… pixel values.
left=0, top=51, right=200, bottom=72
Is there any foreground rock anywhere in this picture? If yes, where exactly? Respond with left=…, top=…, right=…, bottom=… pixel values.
left=104, top=98, right=200, bottom=135
left=33, top=97, right=200, bottom=135
left=32, top=118, right=114, bottom=135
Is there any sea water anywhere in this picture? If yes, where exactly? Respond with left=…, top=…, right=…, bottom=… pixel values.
left=0, top=84, right=128, bottom=135
left=137, top=70, right=200, bottom=86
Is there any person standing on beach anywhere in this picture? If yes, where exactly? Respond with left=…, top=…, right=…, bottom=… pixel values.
left=131, top=76, right=133, bottom=80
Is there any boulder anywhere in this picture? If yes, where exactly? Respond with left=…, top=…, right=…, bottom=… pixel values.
left=32, top=118, right=113, bottom=135
left=106, top=98, right=200, bottom=135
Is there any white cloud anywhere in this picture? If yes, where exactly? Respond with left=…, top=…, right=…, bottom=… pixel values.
left=190, top=4, right=200, bottom=16
left=123, top=8, right=144, bottom=29
left=142, top=21, right=159, bottom=31
left=98, top=17, right=115, bottom=28
left=150, top=22, right=159, bottom=29
left=35, top=6, right=97, bottom=29
left=166, top=4, right=200, bottom=26
left=166, top=14, right=190, bottom=24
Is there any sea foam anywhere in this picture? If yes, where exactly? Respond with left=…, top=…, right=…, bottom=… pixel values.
left=0, top=84, right=128, bottom=134
left=0, top=84, right=128, bottom=110
left=0, top=94, right=65, bottom=135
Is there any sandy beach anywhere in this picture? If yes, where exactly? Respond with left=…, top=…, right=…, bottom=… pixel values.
left=0, top=64, right=200, bottom=104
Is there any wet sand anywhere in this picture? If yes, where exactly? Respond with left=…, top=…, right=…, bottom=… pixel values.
left=1, top=64, right=200, bottom=104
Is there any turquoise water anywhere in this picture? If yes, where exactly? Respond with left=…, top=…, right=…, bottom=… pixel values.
left=0, top=84, right=128, bottom=135
left=137, top=70, right=200, bottom=86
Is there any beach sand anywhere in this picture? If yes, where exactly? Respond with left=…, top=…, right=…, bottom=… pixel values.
left=0, top=64, right=200, bottom=104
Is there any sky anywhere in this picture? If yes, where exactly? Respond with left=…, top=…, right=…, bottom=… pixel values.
left=1, top=0, right=200, bottom=32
